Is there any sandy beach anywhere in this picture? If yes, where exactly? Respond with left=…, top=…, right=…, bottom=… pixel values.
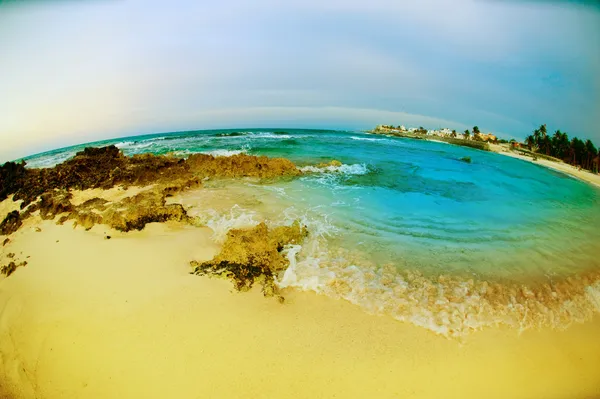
left=1, top=214, right=600, bottom=398
left=1, top=145, right=600, bottom=398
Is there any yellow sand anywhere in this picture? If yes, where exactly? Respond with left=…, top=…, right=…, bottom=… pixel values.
left=489, top=143, right=600, bottom=189
left=0, top=195, right=23, bottom=222
left=1, top=218, right=599, bottom=398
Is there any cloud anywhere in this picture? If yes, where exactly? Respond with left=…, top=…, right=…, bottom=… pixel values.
left=0, top=0, right=598, bottom=162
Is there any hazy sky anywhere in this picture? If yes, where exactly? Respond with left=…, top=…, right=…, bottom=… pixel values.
left=0, top=0, right=599, bottom=162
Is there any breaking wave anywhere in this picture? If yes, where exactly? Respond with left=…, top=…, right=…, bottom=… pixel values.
left=276, top=232, right=600, bottom=338
left=194, top=205, right=259, bottom=243
left=350, top=136, right=390, bottom=142
left=300, top=163, right=369, bottom=175
left=202, top=149, right=247, bottom=157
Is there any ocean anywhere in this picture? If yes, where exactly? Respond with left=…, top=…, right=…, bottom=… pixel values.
left=22, top=128, right=600, bottom=336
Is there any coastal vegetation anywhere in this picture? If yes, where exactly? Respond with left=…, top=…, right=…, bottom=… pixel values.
left=524, top=124, right=600, bottom=173
left=371, top=123, right=600, bottom=174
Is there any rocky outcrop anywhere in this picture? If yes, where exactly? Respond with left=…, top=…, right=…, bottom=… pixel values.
left=0, top=211, right=22, bottom=235
left=38, top=190, right=74, bottom=220
left=191, top=221, right=308, bottom=297
left=185, top=153, right=301, bottom=179
left=0, top=146, right=303, bottom=235
left=101, top=191, right=189, bottom=232
left=0, top=146, right=300, bottom=208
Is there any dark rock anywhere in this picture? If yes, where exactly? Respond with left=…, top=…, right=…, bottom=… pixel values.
left=1, top=261, right=26, bottom=277
left=6, top=253, right=14, bottom=258
left=0, top=211, right=22, bottom=235
left=39, top=190, right=73, bottom=220
left=2, top=238, right=9, bottom=246
left=0, top=161, right=27, bottom=202
left=1, top=262, right=17, bottom=276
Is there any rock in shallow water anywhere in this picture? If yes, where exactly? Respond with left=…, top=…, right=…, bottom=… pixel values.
left=191, top=221, right=308, bottom=296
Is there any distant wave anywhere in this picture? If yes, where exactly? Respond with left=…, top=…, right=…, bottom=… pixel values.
left=300, top=163, right=369, bottom=176
left=350, top=136, right=388, bottom=142
left=24, top=151, right=76, bottom=169
left=202, top=149, right=247, bottom=157
left=214, top=132, right=247, bottom=137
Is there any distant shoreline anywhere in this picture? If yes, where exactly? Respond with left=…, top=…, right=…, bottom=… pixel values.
left=488, top=144, right=600, bottom=189
left=366, top=128, right=600, bottom=190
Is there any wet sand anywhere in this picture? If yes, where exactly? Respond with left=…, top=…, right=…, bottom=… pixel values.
left=1, top=216, right=599, bottom=398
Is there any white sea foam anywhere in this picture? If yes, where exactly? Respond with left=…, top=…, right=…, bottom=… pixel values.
left=248, top=132, right=292, bottom=139
left=198, top=205, right=259, bottom=243
left=350, top=136, right=387, bottom=142
left=115, top=140, right=157, bottom=152
left=203, top=149, right=246, bottom=157
left=25, top=151, right=77, bottom=168
left=300, top=163, right=369, bottom=176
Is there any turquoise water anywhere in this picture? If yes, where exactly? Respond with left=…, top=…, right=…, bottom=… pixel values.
left=24, top=129, right=600, bottom=336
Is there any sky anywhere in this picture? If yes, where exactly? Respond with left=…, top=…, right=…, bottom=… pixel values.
left=0, top=0, right=599, bottom=162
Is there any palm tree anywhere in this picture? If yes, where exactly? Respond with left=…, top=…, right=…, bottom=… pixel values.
left=525, top=135, right=535, bottom=150
left=585, top=140, right=597, bottom=170
left=473, top=126, right=480, bottom=134
left=570, top=138, right=585, bottom=167
left=451, top=130, right=457, bottom=138
left=551, top=130, right=569, bottom=160
left=533, top=128, right=541, bottom=149
left=464, top=129, right=470, bottom=140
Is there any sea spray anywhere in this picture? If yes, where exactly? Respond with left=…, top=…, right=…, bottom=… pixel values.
left=198, top=205, right=259, bottom=244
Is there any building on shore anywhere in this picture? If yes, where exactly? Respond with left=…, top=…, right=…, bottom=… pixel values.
left=479, top=133, right=497, bottom=143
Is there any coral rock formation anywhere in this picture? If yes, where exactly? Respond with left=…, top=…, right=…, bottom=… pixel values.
left=0, top=146, right=302, bottom=234
left=191, top=221, right=308, bottom=296
left=101, top=191, right=189, bottom=232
